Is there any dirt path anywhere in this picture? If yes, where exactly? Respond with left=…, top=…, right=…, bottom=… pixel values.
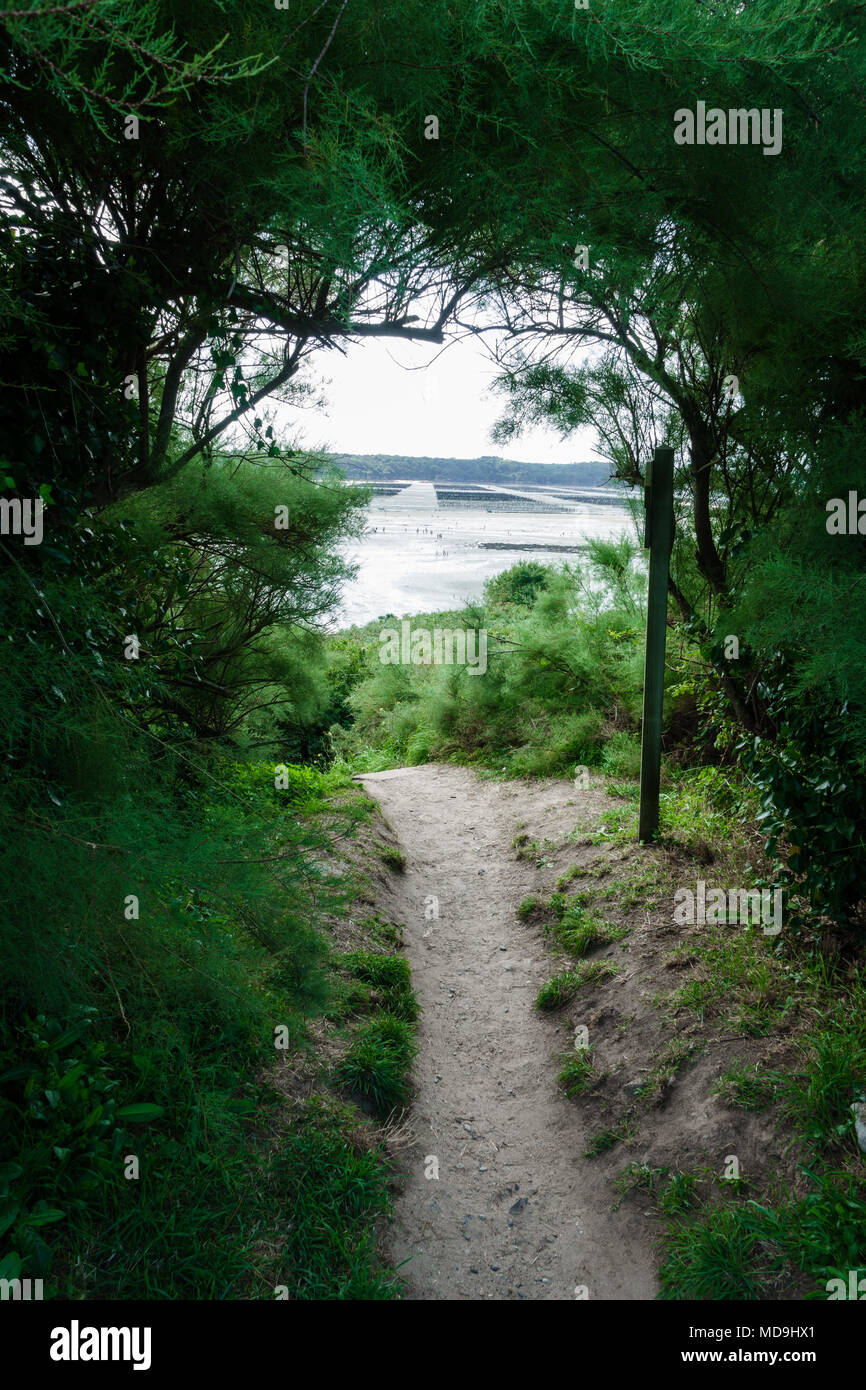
left=358, top=763, right=659, bottom=1301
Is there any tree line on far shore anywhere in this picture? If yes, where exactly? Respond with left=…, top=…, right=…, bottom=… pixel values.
left=329, top=455, right=616, bottom=487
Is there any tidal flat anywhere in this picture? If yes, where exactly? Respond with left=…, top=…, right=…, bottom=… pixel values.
left=334, top=479, right=636, bottom=626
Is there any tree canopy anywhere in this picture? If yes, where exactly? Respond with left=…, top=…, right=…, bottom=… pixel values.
left=3, top=0, right=866, bottom=1298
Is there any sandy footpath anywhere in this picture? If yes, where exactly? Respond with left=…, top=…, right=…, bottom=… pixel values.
left=358, top=763, right=658, bottom=1301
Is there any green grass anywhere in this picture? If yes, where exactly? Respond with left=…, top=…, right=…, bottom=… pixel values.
left=612, top=1162, right=668, bottom=1207
left=555, top=914, right=609, bottom=956
left=557, top=1049, right=595, bottom=1097
left=583, top=1121, right=631, bottom=1157
left=535, top=970, right=583, bottom=1011
left=528, top=887, right=627, bottom=957
left=711, top=1059, right=778, bottom=1112
left=336, top=1014, right=417, bottom=1116
left=555, top=864, right=591, bottom=890
left=594, top=865, right=667, bottom=912
left=659, top=1204, right=766, bottom=1299
left=600, top=733, right=642, bottom=779
left=379, top=846, right=406, bottom=872
left=270, top=1099, right=400, bottom=1299
left=0, top=1012, right=268, bottom=1298
left=517, top=894, right=545, bottom=920
left=657, top=768, right=751, bottom=853
left=325, top=974, right=374, bottom=1021
left=1, top=1006, right=405, bottom=1300
left=658, top=927, right=794, bottom=1032
left=358, top=914, right=402, bottom=948
left=0, top=750, right=419, bottom=1300
left=333, top=950, right=419, bottom=1022
left=658, top=1169, right=866, bottom=1301
left=613, top=1162, right=697, bottom=1214
left=535, top=961, right=619, bottom=1012
left=604, top=779, right=640, bottom=801
left=654, top=956, right=866, bottom=1299
left=553, top=900, right=627, bottom=957
left=781, top=1015, right=866, bottom=1153
left=659, top=1171, right=699, bottom=1215
left=584, top=806, right=639, bottom=845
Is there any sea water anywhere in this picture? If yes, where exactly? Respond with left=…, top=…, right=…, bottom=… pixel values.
left=332, top=480, right=637, bottom=627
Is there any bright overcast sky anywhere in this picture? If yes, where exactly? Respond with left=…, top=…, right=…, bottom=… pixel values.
left=287, top=331, right=602, bottom=464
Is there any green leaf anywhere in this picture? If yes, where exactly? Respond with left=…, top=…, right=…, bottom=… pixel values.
left=0, top=1064, right=39, bottom=1082
left=116, top=1102, right=165, bottom=1122
left=46, top=1022, right=91, bottom=1052
left=0, top=1199, right=22, bottom=1238
left=0, top=1252, right=22, bottom=1281
left=56, top=1061, right=87, bottom=1091
left=23, top=1207, right=65, bottom=1227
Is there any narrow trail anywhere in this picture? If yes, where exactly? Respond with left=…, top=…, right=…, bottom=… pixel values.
left=358, top=763, right=658, bottom=1301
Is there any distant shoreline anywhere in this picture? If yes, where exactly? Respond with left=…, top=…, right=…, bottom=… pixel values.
left=478, top=541, right=587, bottom=552
left=331, top=452, right=629, bottom=489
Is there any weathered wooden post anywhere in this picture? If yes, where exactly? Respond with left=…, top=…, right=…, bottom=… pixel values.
left=638, top=446, right=674, bottom=842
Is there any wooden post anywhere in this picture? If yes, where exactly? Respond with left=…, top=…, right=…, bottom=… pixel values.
left=638, top=447, right=674, bottom=843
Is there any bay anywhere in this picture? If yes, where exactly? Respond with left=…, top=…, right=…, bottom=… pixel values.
left=332, top=479, right=638, bottom=628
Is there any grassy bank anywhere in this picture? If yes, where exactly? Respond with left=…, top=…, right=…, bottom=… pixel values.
left=327, top=545, right=663, bottom=779
left=0, top=761, right=418, bottom=1299
left=515, top=765, right=866, bottom=1301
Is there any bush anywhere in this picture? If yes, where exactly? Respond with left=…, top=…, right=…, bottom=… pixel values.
left=600, top=731, right=642, bottom=778
left=738, top=679, right=866, bottom=934
left=484, top=561, right=551, bottom=607
left=338, top=555, right=656, bottom=777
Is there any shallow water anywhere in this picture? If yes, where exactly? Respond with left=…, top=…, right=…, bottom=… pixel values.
left=332, top=480, right=637, bottom=627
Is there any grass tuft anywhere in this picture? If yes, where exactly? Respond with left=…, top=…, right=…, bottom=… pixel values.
left=336, top=1014, right=417, bottom=1117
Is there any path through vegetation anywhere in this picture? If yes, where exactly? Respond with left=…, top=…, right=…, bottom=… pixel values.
left=358, top=764, right=658, bottom=1300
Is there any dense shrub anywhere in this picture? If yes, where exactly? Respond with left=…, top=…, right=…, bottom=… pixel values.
left=336, top=543, right=684, bottom=778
